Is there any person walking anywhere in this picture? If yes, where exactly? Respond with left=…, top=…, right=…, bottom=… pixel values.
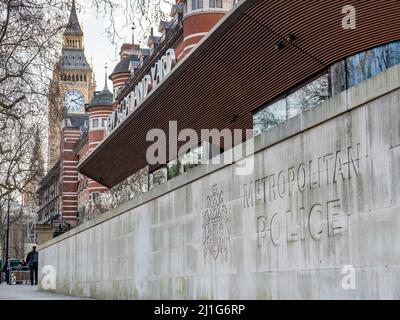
left=1, top=262, right=8, bottom=284
left=26, top=246, right=39, bottom=286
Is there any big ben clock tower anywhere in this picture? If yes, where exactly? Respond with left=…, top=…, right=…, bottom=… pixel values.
left=48, top=0, right=95, bottom=168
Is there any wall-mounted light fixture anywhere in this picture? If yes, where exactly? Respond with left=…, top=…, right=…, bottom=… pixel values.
left=287, top=33, right=296, bottom=44
left=230, top=114, right=239, bottom=124
left=275, top=40, right=285, bottom=50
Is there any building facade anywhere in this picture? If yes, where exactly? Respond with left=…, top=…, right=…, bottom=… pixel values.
left=75, top=77, right=114, bottom=221
left=38, top=0, right=400, bottom=233
left=48, top=0, right=95, bottom=169
left=38, top=0, right=234, bottom=234
left=39, top=0, right=96, bottom=230
left=37, top=0, right=400, bottom=299
left=39, top=60, right=400, bottom=299
left=78, top=0, right=400, bottom=190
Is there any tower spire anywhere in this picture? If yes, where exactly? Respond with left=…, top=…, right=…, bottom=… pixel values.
left=104, top=63, right=108, bottom=90
left=132, top=24, right=135, bottom=46
left=64, top=0, right=83, bottom=36
left=30, top=128, right=44, bottom=179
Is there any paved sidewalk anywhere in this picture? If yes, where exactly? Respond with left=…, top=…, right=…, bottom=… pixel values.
left=0, top=283, right=90, bottom=300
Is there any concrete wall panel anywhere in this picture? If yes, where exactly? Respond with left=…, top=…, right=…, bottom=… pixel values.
left=39, top=65, right=400, bottom=300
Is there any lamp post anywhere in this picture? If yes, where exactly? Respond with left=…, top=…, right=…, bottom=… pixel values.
left=132, top=24, right=135, bottom=46
left=4, top=197, right=11, bottom=284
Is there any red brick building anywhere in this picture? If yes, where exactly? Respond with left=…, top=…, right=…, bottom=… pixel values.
left=37, top=0, right=234, bottom=234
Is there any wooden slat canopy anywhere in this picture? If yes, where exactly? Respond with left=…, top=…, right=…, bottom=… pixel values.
left=79, top=0, right=400, bottom=188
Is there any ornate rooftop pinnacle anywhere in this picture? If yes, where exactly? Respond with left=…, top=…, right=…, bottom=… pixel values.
left=87, top=63, right=113, bottom=108
left=103, top=63, right=109, bottom=91
left=64, top=0, right=83, bottom=37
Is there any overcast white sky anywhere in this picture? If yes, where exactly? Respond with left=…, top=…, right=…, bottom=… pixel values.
left=79, top=4, right=128, bottom=90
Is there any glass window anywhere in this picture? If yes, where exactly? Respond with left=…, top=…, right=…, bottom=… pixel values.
left=192, top=0, right=203, bottom=10
left=347, top=49, right=378, bottom=88
left=346, top=41, right=400, bottom=90
left=101, top=118, right=107, bottom=128
left=210, top=0, right=222, bottom=8
left=152, top=168, right=167, bottom=187
left=92, top=119, right=99, bottom=129
left=253, top=41, right=400, bottom=137
left=331, top=60, right=346, bottom=96
left=180, top=146, right=203, bottom=171
left=347, top=52, right=362, bottom=89
left=167, top=160, right=182, bottom=180
left=253, top=98, right=287, bottom=136
left=387, top=41, right=400, bottom=67
left=92, top=192, right=100, bottom=204
left=374, top=42, right=400, bottom=73
left=253, top=75, right=328, bottom=136
left=287, top=74, right=329, bottom=118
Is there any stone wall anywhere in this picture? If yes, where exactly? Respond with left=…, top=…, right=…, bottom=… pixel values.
left=38, top=64, right=400, bottom=299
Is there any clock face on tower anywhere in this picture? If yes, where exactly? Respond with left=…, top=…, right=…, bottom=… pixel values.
left=63, top=89, right=84, bottom=113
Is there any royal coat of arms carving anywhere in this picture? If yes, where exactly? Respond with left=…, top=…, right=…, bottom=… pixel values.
left=203, top=184, right=230, bottom=262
